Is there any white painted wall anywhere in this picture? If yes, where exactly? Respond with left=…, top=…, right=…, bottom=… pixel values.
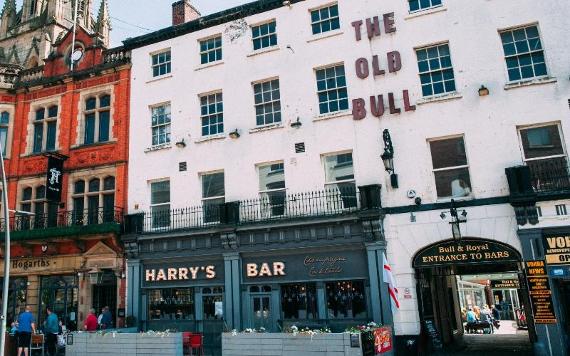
left=127, top=0, right=570, bottom=336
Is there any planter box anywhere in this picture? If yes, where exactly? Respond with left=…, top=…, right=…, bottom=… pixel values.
left=222, top=333, right=363, bottom=356
left=65, top=332, right=183, bottom=356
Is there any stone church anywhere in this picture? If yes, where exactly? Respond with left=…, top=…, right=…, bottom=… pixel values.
left=0, top=0, right=110, bottom=69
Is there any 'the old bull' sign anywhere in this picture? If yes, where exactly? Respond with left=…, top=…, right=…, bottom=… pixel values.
left=413, top=238, right=520, bottom=268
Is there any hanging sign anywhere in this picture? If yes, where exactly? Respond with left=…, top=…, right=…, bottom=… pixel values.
left=413, top=238, right=520, bottom=268
left=46, top=156, right=64, bottom=202
left=543, top=236, right=570, bottom=265
left=525, top=260, right=557, bottom=324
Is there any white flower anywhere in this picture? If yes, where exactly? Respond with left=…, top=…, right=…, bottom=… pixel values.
left=231, top=329, right=238, bottom=336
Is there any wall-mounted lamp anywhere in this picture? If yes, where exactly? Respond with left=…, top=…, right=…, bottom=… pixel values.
left=175, top=139, right=186, bottom=148
left=440, top=199, right=468, bottom=241
left=229, top=129, right=240, bottom=139
left=478, top=85, right=489, bottom=97
left=381, top=129, right=398, bottom=188
left=291, top=117, right=302, bottom=129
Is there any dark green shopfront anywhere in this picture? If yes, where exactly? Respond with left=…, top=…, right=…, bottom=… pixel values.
left=123, top=185, right=394, bottom=351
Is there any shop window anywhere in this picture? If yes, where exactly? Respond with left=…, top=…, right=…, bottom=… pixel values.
left=429, top=136, right=472, bottom=198
left=281, top=283, right=318, bottom=320
left=19, top=185, right=57, bottom=229
left=323, top=152, right=357, bottom=208
left=326, top=280, right=367, bottom=319
left=251, top=21, right=277, bottom=51
left=83, top=94, right=111, bottom=145
left=258, top=162, right=286, bottom=217
left=202, top=287, right=224, bottom=320
left=0, top=278, right=27, bottom=326
left=0, top=111, right=9, bottom=156
left=32, top=105, right=58, bottom=153
left=72, top=176, right=115, bottom=225
left=150, top=180, right=170, bottom=229
left=201, top=172, right=224, bottom=223
left=500, top=24, right=547, bottom=82
left=39, top=275, right=78, bottom=331
left=148, top=288, right=195, bottom=320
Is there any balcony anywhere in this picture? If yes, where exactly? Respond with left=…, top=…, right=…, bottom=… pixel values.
left=126, top=185, right=382, bottom=235
left=527, top=157, right=570, bottom=194
left=0, top=207, right=123, bottom=241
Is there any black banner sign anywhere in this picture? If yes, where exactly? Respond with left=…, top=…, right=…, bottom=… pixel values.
left=543, top=236, right=570, bottom=265
left=525, top=260, right=556, bottom=324
left=413, top=238, right=520, bottom=268
left=46, top=156, right=64, bottom=202
left=490, top=279, right=520, bottom=289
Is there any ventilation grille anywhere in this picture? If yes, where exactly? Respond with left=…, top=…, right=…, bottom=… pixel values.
left=179, top=162, right=187, bottom=172
left=295, top=142, right=305, bottom=153
left=568, top=99, right=570, bottom=110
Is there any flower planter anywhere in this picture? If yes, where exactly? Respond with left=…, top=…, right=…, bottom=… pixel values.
left=222, top=332, right=363, bottom=356
left=65, top=331, right=183, bottom=356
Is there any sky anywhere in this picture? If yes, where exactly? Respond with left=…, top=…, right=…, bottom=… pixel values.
left=13, top=0, right=255, bottom=46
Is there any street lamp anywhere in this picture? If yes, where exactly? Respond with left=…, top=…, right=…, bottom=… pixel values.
left=381, top=129, right=398, bottom=188
left=440, top=199, right=468, bottom=241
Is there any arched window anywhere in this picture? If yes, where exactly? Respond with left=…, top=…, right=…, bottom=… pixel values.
left=72, top=176, right=115, bottom=225
left=19, top=185, right=57, bottom=229
left=29, top=0, right=37, bottom=17
left=32, top=105, right=58, bottom=153
left=0, top=111, right=9, bottom=156
left=83, top=94, right=111, bottom=145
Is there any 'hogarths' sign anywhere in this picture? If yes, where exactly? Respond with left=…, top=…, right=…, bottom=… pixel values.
left=413, top=238, right=520, bottom=268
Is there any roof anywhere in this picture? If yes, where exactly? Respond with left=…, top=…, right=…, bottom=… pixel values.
left=123, top=0, right=305, bottom=50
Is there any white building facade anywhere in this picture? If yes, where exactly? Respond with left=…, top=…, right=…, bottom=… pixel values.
left=123, top=0, right=570, bottom=354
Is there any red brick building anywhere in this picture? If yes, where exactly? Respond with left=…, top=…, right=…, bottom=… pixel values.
left=0, top=23, right=130, bottom=330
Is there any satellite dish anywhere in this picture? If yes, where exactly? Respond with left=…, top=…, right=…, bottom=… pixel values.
left=71, top=49, right=83, bottom=62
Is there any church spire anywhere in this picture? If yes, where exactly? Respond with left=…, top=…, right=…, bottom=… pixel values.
left=95, top=0, right=110, bottom=47
left=1, top=0, right=16, bottom=17
left=0, top=0, right=17, bottom=38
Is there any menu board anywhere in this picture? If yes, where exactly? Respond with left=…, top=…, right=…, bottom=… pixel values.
left=526, top=260, right=557, bottom=324
left=423, top=319, right=442, bottom=350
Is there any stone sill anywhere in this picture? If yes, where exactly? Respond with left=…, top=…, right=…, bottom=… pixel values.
left=144, top=143, right=172, bottom=153
left=313, top=110, right=352, bottom=122
left=416, top=92, right=463, bottom=106
left=247, top=46, right=280, bottom=58
left=504, top=77, right=557, bottom=90
left=249, top=123, right=284, bottom=134
left=194, top=61, right=224, bottom=72
left=405, top=5, right=447, bottom=20
left=145, top=74, right=173, bottom=84
left=306, top=30, right=344, bottom=43
left=194, top=134, right=226, bottom=143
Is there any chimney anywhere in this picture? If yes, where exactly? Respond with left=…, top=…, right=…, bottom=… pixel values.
left=172, top=0, right=200, bottom=26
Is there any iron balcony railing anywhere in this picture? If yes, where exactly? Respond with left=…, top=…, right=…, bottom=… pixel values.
left=132, top=185, right=381, bottom=234
left=528, top=158, right=570, bottom=193
left=0, top=207, right=123, bottom=232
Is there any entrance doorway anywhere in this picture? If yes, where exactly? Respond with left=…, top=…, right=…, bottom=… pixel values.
left=91, top=271, right=117, bottom=328
left=251, top=294, right=272, bottom=331
left=413, top=238, right=535, bottom=354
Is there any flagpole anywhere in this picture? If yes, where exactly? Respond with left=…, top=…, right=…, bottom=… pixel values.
left=70, top=0, right=79, bottom=72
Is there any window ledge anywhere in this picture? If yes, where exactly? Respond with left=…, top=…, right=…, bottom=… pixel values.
left=313, top=110, right=352, bottom=122
left=504, top=77, right=557, bottom=90
left=405, top=6, right=447, bottom=20
left=194, top=61, right=224, bottom=72
left=416, top=92, right=463, bottom=106
left=195, top=134, right=226, bottom=143
left=249, top=123, right=284, bottom=134
left=144, top=143, right=172, bottom=153
left=70, top=141, right=116, bottom=150
left=307, top=30, right=344, bottom=43
left=146, top=74, right=173, bottom=84
left=436, top=195, right=474, bottom=204
left=247, top=46, right=280, bottom=58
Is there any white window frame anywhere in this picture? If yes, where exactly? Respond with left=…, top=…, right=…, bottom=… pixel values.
left=201, top=171, right=225, bottom=205
left=82, top=93, right=112, bottom=145
left=517, top=122, right=566, bottom=163
left=251, top=20, right=278, bottom=51
left=151, top=49, right=172, bottom=78
left=309, top=2, right=340, bottom=35
left=253, top=77, right=281, bottom=127
left=199, top=92, right=224, bottom=137
left=315, top=63, right=349, bottom=115
left=408, top=0, right=443, bottom=13
left=323, top=151, right=356, bottom=188
left=428, top=135, right=472, bottom=200
left=199, top=34, right=223, bottom=65
left=150, top=103, right=171, bottom=147
left=258, top=162, right=286, bottom=217
left=149, top=179, right=171, bottom=229
left=415, top=42, right=456, bottom=98
left=499, top=23, right=548, bottom=84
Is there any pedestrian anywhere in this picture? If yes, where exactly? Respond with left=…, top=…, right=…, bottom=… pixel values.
left=84, top=308, right=98, bottom=332
left=100, top=306, right=113, bottom=329
left=44, top=307, right=59, bottom=356
left=491, top=304, right=500, bottom=320
left=17, top=305, right=36, bottom=356
left=97, top=308, right=104, bottom=329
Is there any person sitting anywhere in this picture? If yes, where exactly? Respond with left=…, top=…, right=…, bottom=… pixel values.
left=84, top=309, right=98, bottom=332
left=466, top=307, right=477, bottom=323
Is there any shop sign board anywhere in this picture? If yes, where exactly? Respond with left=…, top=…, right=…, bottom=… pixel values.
left=526, top=260, right=557, bottom=324
left=143, top=261, right=224, bottom=286
left=374, top=327, right=393, bottom=354
left=242, top=250, right=368, bottom=282
left=543, top=236, right=570, bottom=265
left=413, top=238, right=520, bottom=268
left=490, top=279, right=520, bottom=289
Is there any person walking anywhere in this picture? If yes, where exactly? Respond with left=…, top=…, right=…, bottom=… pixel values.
left=17, top=305, right=36, bottom=356
left=44, top=307, right=59, bottom=356
left=100, top=306, right=113, bottom=329
left=84, top=308, right=98, bottom=332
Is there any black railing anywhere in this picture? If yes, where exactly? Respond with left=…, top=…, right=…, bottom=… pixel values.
left=132, top=186, right=380, bottom=234
left=1, top=207, right=123, bottom=232
left=528, top=158, right=570, bottom=193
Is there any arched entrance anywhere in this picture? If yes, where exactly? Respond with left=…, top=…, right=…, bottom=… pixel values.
left=412, top=238, right=535, bottom=353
